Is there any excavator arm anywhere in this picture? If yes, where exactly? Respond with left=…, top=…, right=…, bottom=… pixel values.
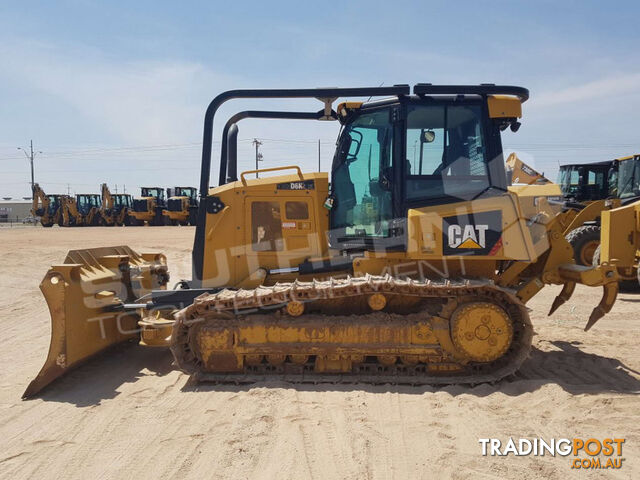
left=31, top=183, right=53, bottom=226
left=100, top=183, right=115, bottom=225
left=61, top=197, right=83, bottom=226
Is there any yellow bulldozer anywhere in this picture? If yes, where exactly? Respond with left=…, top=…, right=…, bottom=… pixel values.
left=61, top=193, right=103, bottom=226
left=24, top=84, right=640, bottom=398
left=163, top=187, right=199, bottom=225
left=100, top=183, right=133, bottom=226
left=30, top=183, right=66, bottom=227
left=129, top=187, right=167, bottom=226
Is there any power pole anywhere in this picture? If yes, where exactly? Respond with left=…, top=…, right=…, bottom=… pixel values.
left=252, top=138, right=263, bottom=178
left=17, top=140, right=41, bottom=193
left=318, top=139, right=321, bottom=172
left=115, top=184, right=118, bottom=194
left=67, top=184, right=71, bottom=195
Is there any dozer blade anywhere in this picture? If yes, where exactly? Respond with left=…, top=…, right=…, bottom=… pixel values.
left=23, top=246, right=168, bottom=398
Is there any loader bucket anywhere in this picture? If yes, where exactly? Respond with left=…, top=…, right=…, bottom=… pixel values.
left=23, top=246, right=168, bottom=398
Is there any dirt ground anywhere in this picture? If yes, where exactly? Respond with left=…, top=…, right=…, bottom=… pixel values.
left=0, top=226, right=638, bottom=479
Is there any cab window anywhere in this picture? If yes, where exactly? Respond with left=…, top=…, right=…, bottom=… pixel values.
left=251, top=201, right=283, bottom=251
left=405, top=104, right=489, bottom=202
left=331, top=108, right=393, bottom=238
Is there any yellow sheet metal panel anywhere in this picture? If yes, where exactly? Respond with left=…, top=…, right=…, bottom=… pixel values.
left=600, top=202, right=638, bottom=266
left=201, top=172, right=329, bottom=288
left=406, top=194, right=533, bottom=261
left=487, top=95, right=522, bottom=118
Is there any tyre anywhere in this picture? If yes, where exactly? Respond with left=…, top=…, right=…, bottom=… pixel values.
left=188, top=208, right=197, bottom=226
left=566, top=225, right=600, bottom=266
left=592, top=245, right=639, bottom=292
left=151, top=210, right=167, bottom=226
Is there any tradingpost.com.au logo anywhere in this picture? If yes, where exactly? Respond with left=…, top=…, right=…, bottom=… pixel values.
left=479, top=437, right=625, bottom=470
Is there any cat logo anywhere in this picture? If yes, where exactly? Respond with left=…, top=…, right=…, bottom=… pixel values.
left=442, top=210, right=502, bottom=256
left=447, top=224, right=488, bottom=249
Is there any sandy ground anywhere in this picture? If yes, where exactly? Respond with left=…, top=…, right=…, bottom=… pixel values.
left=0, top=225, right=638, bottom=479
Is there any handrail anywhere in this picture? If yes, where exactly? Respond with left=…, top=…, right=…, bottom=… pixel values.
left=240, top=165, right=304, bottom=185
left=413, top=84, right=529, bottom=103
left=219, top=110, right=327, bottom=186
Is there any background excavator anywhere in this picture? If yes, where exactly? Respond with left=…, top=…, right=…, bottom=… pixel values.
left=61, top=193, right=102, bottom=226
left=163, top=187, right=199, bottom=225
left=30, top=183, right=65, bottom=227
left=100, top=183, right=132, bottom=226
left=506, top=153, right=551, bottom=185
left=24, top=84, right=640, bottom=398
left=129, top=187, right=167, bottom=226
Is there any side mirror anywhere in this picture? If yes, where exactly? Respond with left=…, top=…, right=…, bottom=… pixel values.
left=422, top=130, right=436, bottom=143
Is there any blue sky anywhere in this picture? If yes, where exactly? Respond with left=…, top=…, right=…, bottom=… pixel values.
left=1, top=1, right=639, bottom=198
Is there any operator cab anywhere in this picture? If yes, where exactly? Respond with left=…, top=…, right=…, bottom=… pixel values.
left=76, top=194, right=102, bottom=215
left=616, top=154, right=640, bottom=201
left=141, top=187, right=166, bottom=202
left=170, top=187, right=197, bottom=198
left=329, top=92, right=516, bottom=250
left=113, top=194, right=132, bottom=208
left=556, top=161, right=611, bottom=202
left=47, top=195, right=61, bottom=214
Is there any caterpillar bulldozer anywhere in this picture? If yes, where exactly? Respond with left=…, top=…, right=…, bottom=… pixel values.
left=100, top=183, right=132, bottom=226
left=61, top=193, right=103, bottom=226
left=24, top=84, right=639, bottom=399
left=30, top=183, right=65, bottom=227
left=129, top=187, right=167, bottom=226
left=163, top=187, right=199, bottom=225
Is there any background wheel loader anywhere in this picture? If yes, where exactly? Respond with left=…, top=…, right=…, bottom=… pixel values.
left=556, top=156, right=640, bottom=289
left=129, top=187, right=167, bottom=226
left=100, top=183, right=133, bottom=226
left=61, top=193, right=103, bottom=226
left=163, top=187, right=198, bottom=225
left=24, top=84, right=640, bottom=398
left=30, top=183, right=66, bottom=227
left=557, top=160, right=616, bottom=266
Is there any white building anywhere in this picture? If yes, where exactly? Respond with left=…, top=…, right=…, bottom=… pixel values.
left=0, top=199, right=33, bottom=223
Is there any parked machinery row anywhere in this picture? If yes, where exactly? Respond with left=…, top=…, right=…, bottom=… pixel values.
left=30, top=184, right=198, bottom=227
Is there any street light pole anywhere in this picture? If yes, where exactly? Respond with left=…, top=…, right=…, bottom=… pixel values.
left=18, top=140, right=41, bottom=193
left=252, top=138, right=263, bottom=178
